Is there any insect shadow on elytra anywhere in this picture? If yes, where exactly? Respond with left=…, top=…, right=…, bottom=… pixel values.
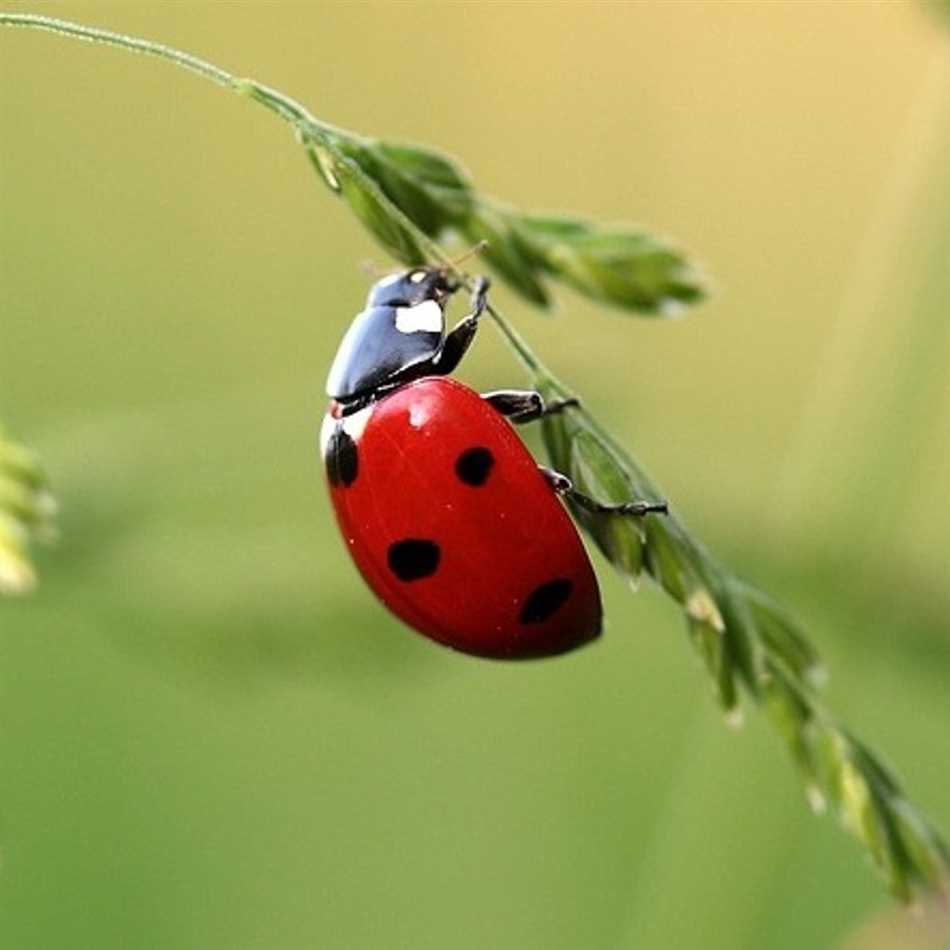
left=320, top=261, right=668, bottom=659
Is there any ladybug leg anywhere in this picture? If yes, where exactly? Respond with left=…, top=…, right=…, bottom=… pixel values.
left=540, top=466, right=669, bottom=516
left=483, top=390, right=580, bottom=424
left=432, top=277, right=491, bottom=375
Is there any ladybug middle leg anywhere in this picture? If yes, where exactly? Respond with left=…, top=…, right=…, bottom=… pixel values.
left=540, top=466, right=669, bottom=517
left=484, top=385, right=667, bottom=515
left=483, top=390, right=580, bottom=424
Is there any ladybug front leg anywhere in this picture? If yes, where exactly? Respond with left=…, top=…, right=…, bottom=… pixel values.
left=432, top=276, right=491, bottom=376
left=483, top=390, right=579, bottom=424
left=540, top=466, right=669, bottom=516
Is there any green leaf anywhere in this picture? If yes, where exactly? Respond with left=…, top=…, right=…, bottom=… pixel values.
left=514, top=213, right=592, bottom=242
left=569, top=431, right=645, bottom=582
left=838, top=754, right=907, bottom=898
left=521, top=220, right=706, bottom=315
left=373, top=141, right=473, bottom=223
left=837, top=738, right=949, bottom=894
left=805, top=728, right=910, bottom=898
left=331, top=153, right=426, bottom=266
left=304, top=142, right=341, bottom=192
left=763, top=664, right=825, bottom=809
left=336, top=138, right=460, bottom=236
left=846, top=733, right=902, bottom=799
left=891, top=799, right=950, bottom=892
left=536, top=382, right=574, bottom=475
left=298, top=125, right=704, bottom=316
left=642, top=520, right=708, bottom=609
left=738, top=582, right=825, bottom=688
left=689, top=614, right=738, bottom=715
left=0, top=472, right=39, bottom=523
left=712, top=579, right=768, bottom=699
left=507, top=214, right=590, bottom=272
left=1, top=436, right=46, bottom=490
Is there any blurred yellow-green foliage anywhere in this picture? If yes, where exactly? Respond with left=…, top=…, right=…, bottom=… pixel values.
left=2, top=3, right=950, bottom=948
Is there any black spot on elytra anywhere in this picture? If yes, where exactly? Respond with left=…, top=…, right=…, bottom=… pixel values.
left=455, top=446, right=495, bottom=486
left=387, top=539, right=441, bottom=582
left=325, top=426, right=358, bottom=487
left=519, top=578, right=573, bottom=624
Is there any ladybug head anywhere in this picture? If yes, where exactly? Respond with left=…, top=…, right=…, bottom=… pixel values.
left=327, top=266, right=463, bottom=406
left=366, top=266, right=459, bottom=309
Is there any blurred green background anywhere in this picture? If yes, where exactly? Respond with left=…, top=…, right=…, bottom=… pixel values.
left=3, top=3, right=950, bottom=948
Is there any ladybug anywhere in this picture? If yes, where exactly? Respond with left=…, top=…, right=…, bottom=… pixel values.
left=320, top=266, right=667, bottom=659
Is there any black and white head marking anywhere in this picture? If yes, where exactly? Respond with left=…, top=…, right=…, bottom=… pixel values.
left=366, top=266, right=454, bottom=309
left=394, top=299, right=444, bottom=335
left=326, top=267, right=458, bottom=404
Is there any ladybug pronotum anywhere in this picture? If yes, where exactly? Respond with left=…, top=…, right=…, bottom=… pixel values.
left=321, top=266, right=666, bottom=659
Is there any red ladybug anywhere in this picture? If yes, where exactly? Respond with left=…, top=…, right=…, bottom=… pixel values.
left=321, top=267, right=666, bottom=659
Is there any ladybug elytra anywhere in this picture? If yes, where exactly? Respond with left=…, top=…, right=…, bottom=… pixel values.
left=321, top=266, right=666, bottom=659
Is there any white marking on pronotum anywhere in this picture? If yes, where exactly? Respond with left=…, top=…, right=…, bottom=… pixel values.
left=394, top=299, right=443, bottom=334
left=409, top=270, right=427, bottom=284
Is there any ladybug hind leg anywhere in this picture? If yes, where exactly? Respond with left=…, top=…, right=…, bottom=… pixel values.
left=484, top=390, right=580, bottom=424
left=540, top=466, right=669, bottom=517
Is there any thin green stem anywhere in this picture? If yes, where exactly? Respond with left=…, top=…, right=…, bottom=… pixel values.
left=237, top=80, right=345, bottom=140
left=0, top=12, right=546, bottom=380
left=0, top=12, right=237, bottom=90
left=485, top=303, right=544, bottom=376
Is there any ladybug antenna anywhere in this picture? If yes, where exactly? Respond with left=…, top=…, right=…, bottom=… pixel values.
left=447, top=240, right=488, bottom=270
left=359, top=259, right=389, bottom=278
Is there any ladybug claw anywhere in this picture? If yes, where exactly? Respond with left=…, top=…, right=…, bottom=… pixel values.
left=470, top=276, right=490, bottom=318
left=545, top=396, right=580, bottom=415
left=618, top=500, right=669, bottom=517
left=540, top=466, right=668, bottom=518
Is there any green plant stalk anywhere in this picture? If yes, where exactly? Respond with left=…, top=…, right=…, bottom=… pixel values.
left=2, top=11, right=948, bottom=902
